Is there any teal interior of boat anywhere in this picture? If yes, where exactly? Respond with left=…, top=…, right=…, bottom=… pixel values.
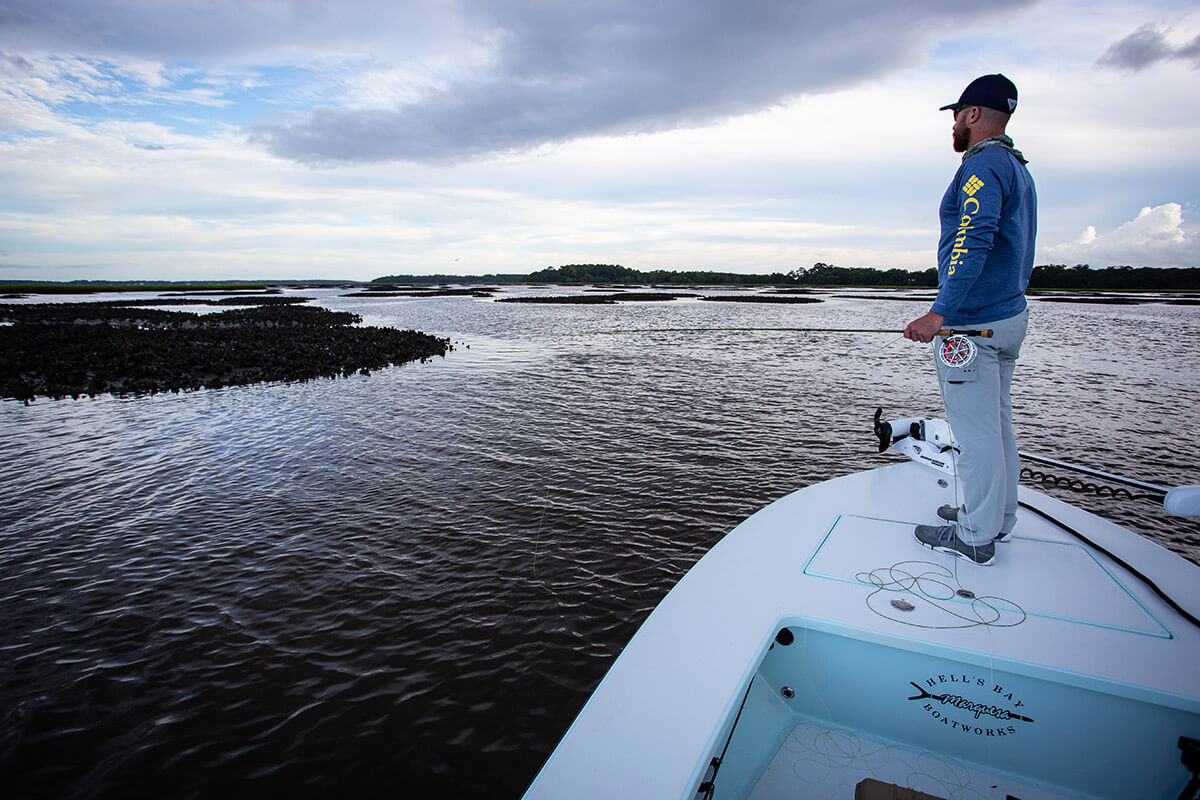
left=703, top=623, right=1199, bottom=800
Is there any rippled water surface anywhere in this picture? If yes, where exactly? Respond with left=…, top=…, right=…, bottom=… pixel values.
left=2, top=287, right=1199, bottom=799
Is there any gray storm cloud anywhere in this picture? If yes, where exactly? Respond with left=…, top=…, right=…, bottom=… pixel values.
left=0, top=0, right=464, bottom=61
left=248, top=0, right=1033, bottom=164
left=1098, top=23, right=1200, bottom=71
left=1, top=0, right=1036, bottom=164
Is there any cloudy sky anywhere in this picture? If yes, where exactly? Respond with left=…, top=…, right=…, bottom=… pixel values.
left=2, top=0, right=1198, bottom=281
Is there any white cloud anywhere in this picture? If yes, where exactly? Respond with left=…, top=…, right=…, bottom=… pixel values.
left=1043, top=203, right=1199, bottom=267
left=1074, top=226, right=1098, bottom=246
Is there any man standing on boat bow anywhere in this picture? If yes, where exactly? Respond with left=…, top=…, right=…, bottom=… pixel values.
left=903, top=74, right=1037, bottom=566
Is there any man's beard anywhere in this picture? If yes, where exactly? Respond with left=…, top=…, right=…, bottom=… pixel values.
left=953, top=125, right=971, bottom=152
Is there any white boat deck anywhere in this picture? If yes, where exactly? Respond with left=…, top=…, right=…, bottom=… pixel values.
left=810, top=514, right=1169, bottom=638
left=523, top=461, right=1200, bottom=800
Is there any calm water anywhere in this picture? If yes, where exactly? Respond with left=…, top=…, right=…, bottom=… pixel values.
left=2, top=287, right=1198, bottom=799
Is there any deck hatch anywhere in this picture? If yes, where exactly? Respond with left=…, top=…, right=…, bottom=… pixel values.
left=802, top=514, right=1170, bottom=637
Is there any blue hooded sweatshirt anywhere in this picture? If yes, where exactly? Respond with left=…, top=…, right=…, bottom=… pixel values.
left=930, top=142, right=1037, bottom=326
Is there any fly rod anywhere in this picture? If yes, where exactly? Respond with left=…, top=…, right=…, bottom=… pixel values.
left=605, top=327, right=994, bottom=337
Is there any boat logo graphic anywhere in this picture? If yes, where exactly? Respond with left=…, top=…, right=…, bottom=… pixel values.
left=908, top=444, right=948, bottom=469
left=908, top=674, right=1034, bottom=737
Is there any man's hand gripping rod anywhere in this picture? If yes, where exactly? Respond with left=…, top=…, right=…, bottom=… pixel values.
left=936, top=328, right=992, bottom=337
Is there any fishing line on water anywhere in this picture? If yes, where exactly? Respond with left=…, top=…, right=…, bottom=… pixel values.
left=829, top=333, right=906, bottom=359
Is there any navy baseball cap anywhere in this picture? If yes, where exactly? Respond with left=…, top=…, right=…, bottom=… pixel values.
left=940, top=74, right=1018, bottom=114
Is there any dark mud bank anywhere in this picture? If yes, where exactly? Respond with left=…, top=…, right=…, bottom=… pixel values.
left=0, top=302, right=452, bottom=402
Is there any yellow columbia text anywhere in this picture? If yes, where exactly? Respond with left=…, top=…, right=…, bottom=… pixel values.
left=949, top=176, right=985, bottom=275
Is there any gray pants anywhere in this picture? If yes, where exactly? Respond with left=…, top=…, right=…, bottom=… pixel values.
left=936, top=308, right=1028, bottom=546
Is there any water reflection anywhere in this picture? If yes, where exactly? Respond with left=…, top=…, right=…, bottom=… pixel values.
left=1, top=286, right=1197, bottom=799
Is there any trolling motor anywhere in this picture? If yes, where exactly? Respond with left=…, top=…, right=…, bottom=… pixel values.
left=873, top=408, right=960, bottom=475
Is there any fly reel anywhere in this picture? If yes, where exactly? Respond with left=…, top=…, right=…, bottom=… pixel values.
left=937, top=334, right=977, bottom=369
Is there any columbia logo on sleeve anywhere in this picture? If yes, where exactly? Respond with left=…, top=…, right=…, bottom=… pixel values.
left=963, top=175, right=985, bottom=196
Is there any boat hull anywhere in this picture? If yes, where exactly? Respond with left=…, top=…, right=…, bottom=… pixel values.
left=524, top=462, right=1200, bottom=799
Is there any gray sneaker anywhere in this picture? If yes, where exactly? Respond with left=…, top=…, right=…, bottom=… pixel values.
left=915, top=524, right=995, bottom=566
left=937, top=506, right=1011, bottom=543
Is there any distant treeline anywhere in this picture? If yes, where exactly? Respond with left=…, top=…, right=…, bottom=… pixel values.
left=503, top=263, right=1200, bottom=290
left=790, top=263, right=937, bottom=287
left=524, top=264, right=798, bottom=285
left=370, top=273, right=528, bottom=286
left=12, top=262, right=1198, bottom=297
left=1026, top=264, right=1200, bottom=290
